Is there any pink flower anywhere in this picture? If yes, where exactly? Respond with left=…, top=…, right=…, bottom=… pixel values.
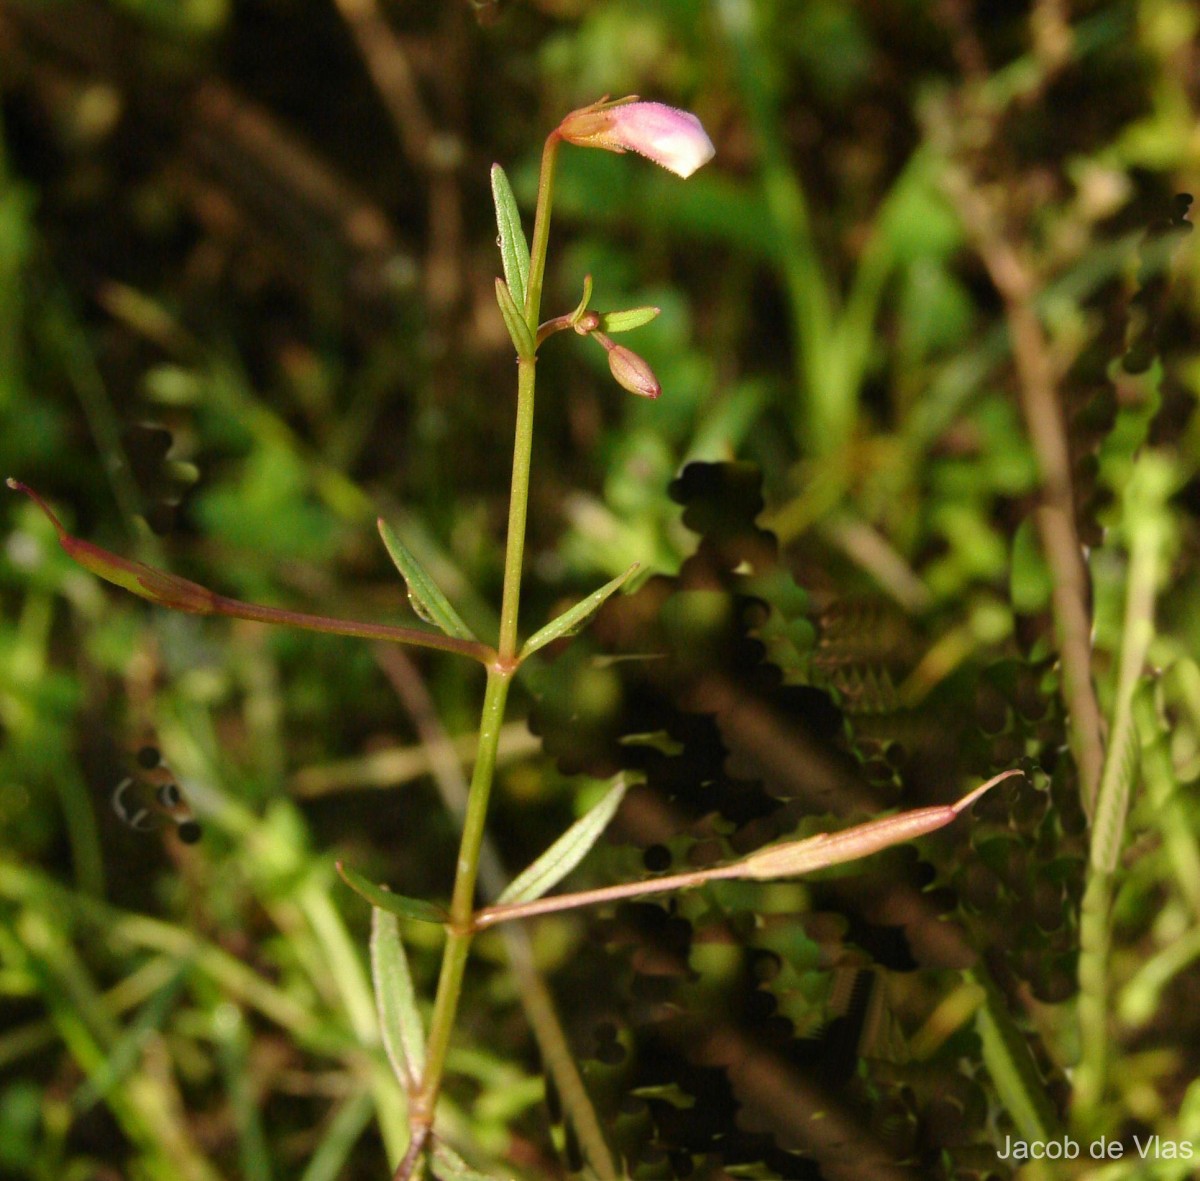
left=557, top=98, right=715, bottom=179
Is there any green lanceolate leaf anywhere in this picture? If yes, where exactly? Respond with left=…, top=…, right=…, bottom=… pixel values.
left=370, top=907, right=425, bottom=1090
left=518, top=563, right=640, bottom=662
left=377, top=518, right=477, bottom=642
left=597, top=306, right=660, bottom=334
left=490, top=163, right=529, bottom=310
left=497, top=775, right=632, bottom=905
left=336, top=862, right=448, bottom=925
left=495, top=277, right=536, bottom=359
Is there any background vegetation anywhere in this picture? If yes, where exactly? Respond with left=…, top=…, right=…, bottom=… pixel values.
left=2, top=1, right=1200, bottom=1178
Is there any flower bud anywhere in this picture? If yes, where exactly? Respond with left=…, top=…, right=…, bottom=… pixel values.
left=606, top=343, right=661, bottom=399
left=557, top=99, right=715, bottom=179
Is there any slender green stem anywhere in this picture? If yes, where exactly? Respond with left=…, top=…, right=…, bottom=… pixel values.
left=399, top=128, right=562, bottom=1179
left=448, top=671, right=513, bottom=926
left=523, top=134, right=560, bottom=332
left=498, top=358, right=537, bottom=661
left=406, top=671, right=511, bottom=1152
left=936, top=160, right=1107, bottom=818
left=498, top=132, right=559, bottom=663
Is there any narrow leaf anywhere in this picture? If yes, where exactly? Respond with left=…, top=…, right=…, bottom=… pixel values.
left=737, top=769, right=1021, bottom=881
left=495, top=277, right=536, bottom=359
left=370, top=906, right=425, bottom=1090
left=377, top=518, right=477, bottom=642
left=336, top=862, right=448, bottom=925
left=498, top=775, right=631, bottom=905
left=518, top=563, right=639, bottom=662
left=490, top=164, right=529, bottom=310
left=597, top=306, right=660, bottom=334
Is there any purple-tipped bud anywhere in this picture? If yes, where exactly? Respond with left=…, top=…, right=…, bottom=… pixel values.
left=606, top=344, right=661, bottom=399
left=557, top=99, right=715, bottom=179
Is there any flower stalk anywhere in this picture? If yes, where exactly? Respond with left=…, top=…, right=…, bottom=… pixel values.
left=399, top=119, right=563, bottom=1178
left=399, top=98, right=716, bottom=1176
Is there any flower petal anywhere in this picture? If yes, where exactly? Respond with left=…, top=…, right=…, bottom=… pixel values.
left=558, top=100, right=715, bottom=179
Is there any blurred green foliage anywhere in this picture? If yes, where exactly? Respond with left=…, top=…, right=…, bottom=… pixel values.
left=3, top=0, right=1200, bottom=1178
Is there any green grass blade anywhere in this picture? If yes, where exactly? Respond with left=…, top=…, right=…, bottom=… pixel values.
left=969, top=965, right=1058, bottom=1142
left=212, top=1004, right=274, bottom=1181
left=1135, top=685, right=1200, bottom=918
left=1075, top=451, right=1176, bottom=1121
left=73, top=964, right=191, bottom=1113
left=297, top=1092, right=375, bottom=1181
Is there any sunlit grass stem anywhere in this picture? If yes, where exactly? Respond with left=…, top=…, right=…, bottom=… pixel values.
left=1073, top=453, right=1173, bottom=1124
